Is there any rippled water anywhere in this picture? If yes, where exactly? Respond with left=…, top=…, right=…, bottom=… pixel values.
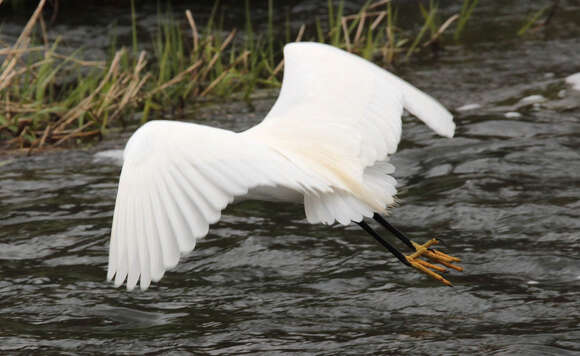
left=2, top=1, right=580, bottom=355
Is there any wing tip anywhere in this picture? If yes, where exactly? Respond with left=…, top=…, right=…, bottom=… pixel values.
left=402, top=85, right=456, bottom=139
left=113, top=278, right=124, bottom=289
left=108, top=270, right=155, bottom=291
left=438, top=113, right=456, bottom=138
left=140, top=279, right=151, bottom=291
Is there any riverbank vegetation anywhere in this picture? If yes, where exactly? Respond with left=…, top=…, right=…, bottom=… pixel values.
left=0, top=0, right=477, bottom=152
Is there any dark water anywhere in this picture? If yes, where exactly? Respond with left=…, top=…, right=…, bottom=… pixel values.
left=2, top=1, right=580, bottom=355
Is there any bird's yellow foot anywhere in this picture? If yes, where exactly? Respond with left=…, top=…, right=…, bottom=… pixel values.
left=406, top=239, right=463, bottom=286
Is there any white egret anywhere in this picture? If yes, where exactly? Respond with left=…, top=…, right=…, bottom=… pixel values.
left=107, top=42, right=462, bottom=291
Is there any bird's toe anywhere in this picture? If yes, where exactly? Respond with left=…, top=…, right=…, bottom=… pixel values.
left=405, top=238, right=463, bottom=286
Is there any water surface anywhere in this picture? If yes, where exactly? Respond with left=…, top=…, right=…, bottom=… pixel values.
left=1, top=1, right=580, bottom=354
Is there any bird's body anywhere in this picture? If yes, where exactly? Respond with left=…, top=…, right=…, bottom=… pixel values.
left=108, top=42, right=460, bottom=291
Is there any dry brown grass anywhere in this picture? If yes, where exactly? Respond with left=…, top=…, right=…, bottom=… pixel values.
left=0, top=0, right=466, bottom=153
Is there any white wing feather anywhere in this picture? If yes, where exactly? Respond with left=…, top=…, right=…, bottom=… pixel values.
left=108, top=120, right=330, bottom=290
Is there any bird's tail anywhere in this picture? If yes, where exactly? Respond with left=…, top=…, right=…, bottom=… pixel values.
left=304, top=160, right=397, bottom=225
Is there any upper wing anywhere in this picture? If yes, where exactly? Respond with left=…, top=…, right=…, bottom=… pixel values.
left=244, top=42, right=454, bottom=222
left=107, top=120, right=329, bottom=291
left=251, top=42, right=454, bottom=169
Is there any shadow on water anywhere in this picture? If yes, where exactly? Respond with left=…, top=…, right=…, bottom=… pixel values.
left=1, top=0, right=580, bottom=354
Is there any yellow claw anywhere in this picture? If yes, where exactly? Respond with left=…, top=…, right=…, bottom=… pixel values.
left=406, top=239, right=463, bottom=286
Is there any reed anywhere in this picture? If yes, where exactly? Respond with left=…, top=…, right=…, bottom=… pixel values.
left=518, top=5, right=551, bottom=36
left=0, top=0, right=475, bottom=152
left=454, top=0, right=478, bottom=40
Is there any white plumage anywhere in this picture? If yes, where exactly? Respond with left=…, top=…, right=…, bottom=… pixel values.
left=107, top=42, right=455, bottom=291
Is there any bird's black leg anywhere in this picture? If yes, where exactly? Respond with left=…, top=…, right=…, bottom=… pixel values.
left=357, top=217, right=463, bottom=286
left=372, top=213, right=415, bottom=251
left=356, top=221, right=411, bottom=266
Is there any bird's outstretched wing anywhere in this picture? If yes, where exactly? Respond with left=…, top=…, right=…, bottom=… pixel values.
left=253, top=43, right=454, bottom=161
left=108, top=120, right=329, bottom=290
left=245, top=42, right=454, bottom=223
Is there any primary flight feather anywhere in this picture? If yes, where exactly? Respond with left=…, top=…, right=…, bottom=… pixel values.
left=107, top=42, right=459, bottom=291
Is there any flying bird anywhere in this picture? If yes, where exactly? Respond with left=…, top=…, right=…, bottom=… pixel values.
left=107, top=42, right=462, bottom=291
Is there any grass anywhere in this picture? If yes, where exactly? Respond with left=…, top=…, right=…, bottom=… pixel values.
left=0, top=0, right=476, bottom=152
left=517, top=4, right=552, bottom=36
left=454, top=0, right=478, bottom=41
